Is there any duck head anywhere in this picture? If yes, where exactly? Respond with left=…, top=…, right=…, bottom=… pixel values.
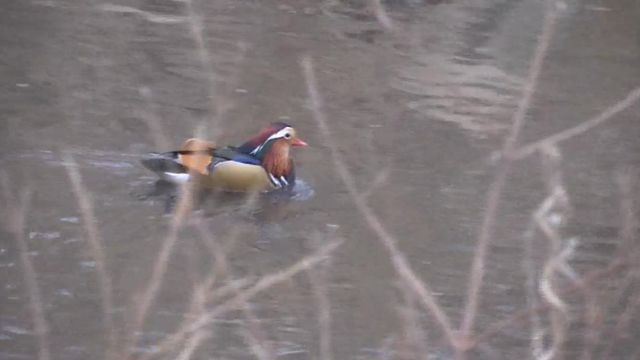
left=238, top=122, right=307, bottom=177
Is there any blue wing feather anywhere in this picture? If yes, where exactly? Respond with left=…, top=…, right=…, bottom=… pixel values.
left=211, top=146, right=261, bottom=165
left=230, top=153, right=261, bottom=165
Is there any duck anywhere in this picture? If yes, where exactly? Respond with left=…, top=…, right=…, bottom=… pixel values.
left=141, top=122, right=307, bottom=192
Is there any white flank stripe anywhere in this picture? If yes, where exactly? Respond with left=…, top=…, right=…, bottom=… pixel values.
left=268, top=173, right=281, bottom=187
left=164, top=172, right=190, bottom=184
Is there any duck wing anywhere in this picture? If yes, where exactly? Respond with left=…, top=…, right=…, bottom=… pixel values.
left=142, top=146, right=261, bottom=174
left=210, top=146, right=261, bottom=166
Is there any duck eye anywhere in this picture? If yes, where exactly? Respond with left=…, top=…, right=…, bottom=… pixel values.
left=284, top=133, right=291, bottom=139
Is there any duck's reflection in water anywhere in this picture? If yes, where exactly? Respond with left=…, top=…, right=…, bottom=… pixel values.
left=137, top=178, right=314, bottom=249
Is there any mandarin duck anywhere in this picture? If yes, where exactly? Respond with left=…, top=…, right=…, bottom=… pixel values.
left=141, top=122, right=307, bottom=192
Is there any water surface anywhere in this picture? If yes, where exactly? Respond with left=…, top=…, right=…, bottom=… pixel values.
left=2, top=0, right=640, bottom=359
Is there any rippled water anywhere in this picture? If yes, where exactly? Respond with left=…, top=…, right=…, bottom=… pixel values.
left=2, top=0, right=640, bottom=359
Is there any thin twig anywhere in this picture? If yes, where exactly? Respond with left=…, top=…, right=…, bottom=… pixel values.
left=174, top=329, right=211, bottom=360
left=137, top=221, right=241, bottom=360
left=123, top=180, right=195, bottom=359
left=615, top=170, right=638, bottom=257
left=397, top=281, right=429, bottom=360
left=474, top=258, right=627, bottom=345
left=139, top=87, right=171, bottom=149
left=371, top=0, right=394, bottom=31
left=300, top=56, right=458, bottom=347
left=537, top=239, right=576, bottom=360
left=195, top=237, right=342, bottom=327
left=145, top=237, right=344, bottom=356
left=208, top=277, right=255, bottom=303
left=183, top=0, right=227, bottom=137
left=459, top=1, right=558, bottom=348
left=7, top=189, right=51, bottom=360
left=600, top=283, right=640, bottom=359
left=63, top=153, right=117, bottom=359
left=524, top=147, right=574, bottom=360
left=360, top=165, right=391, bottom=200
left=306, top=234, right=334, bottom=360
left=195, top=219, right=276, bottom=360
left=99, top=4, right=185, bottom=24
left=578, top=283, right=601, bottom=360
left=511, top=87, right=640, bottom=160
left=596, top=171, right=639, bottom=359
left=175, top=330, right=210, bottom=360
left=137, top=282, right=214, bottom=360
left=138, top=276, right=254, bottom=360
left=522, top=225, right=545, bottom=358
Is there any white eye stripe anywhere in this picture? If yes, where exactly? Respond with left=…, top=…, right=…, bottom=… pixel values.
left=250, top=127, right=294, bottom=155
left=266, top=127, right=293, bottom=141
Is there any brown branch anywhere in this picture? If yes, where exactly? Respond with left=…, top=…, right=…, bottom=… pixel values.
left=63, top=153, right=118, bottom=359
left=300, top=56, right=458, bottom=347
left=183, top=1, right=247, bottom=138
left=123, top=180, right=195, bottom=359
left=195, top=237, right=342, bottom=327
left=143, top=237, right=344, bottom=358
left=459, top=1, right=558, bottom=348
left=194, top=219, right=276, bottom=360
left=138, top=87, right=170, bottom=149
left=306, top=235, right=334, bottom=360
left=7, top=189, right=51, bottom=360
left=371, top=0, right=394, bottom=31
left=137, top=281, right=216, bottom=360
left=510, top=87, right=640, bottom=160
left=474, top=258, right=627, bottom=345
left=397, top=280, right=430, bottom=360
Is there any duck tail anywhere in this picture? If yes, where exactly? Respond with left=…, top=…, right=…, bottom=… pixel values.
left=141, top=152, right=188, bottom=175
left=141, top=138, right=216, bottom=182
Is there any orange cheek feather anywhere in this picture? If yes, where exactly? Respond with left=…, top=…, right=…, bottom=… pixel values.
left=262, top=142, right=290, bottom=177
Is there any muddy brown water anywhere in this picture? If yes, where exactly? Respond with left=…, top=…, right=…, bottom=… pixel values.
left=2, top=0, right=640, bottom=359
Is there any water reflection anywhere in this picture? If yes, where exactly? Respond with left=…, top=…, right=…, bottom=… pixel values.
left=393, top=51, right=521, bottom=134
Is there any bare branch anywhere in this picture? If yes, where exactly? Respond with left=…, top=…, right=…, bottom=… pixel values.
left=459, top=2, right=558, bottom=346
left=63, top=153, right=118, bottom=359
left=138, top=87, right=171, bottom=149
left=300, top=56, right=458, bottom=347
left=511, top=87, right=640, bottom=160
left=195, top=220, right=276, bottom=360
left=123, top=179, right=195, bottom=359
left=371, top=0, right=394, bottom=31
left=306, top=234, right=334, bottom=360
left=145, top=237, right=344, bottom=357
left=6, top=189, right=51, bottom=360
